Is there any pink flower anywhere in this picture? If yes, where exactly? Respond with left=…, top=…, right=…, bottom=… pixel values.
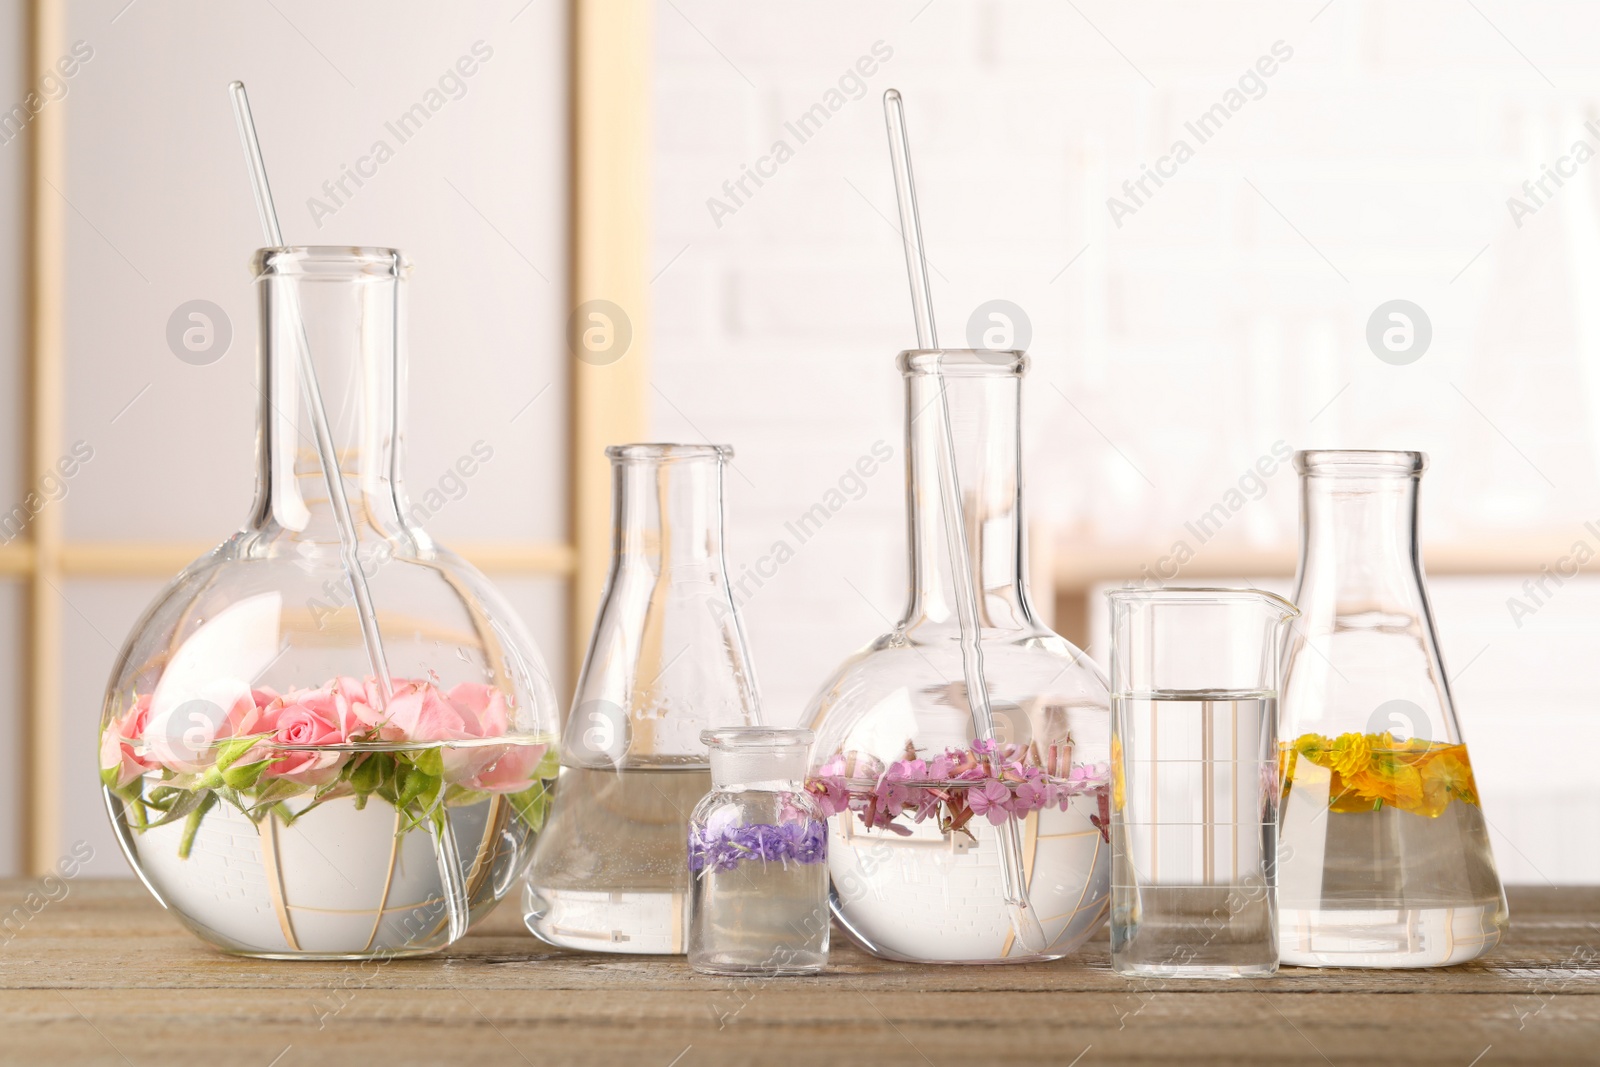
left=967, top=780, right=1013, bottom=825
left=807, top=776, right=849, bottom=817
left=371, top=679, right=471, bottom=743
left=258, top=695, right=352, bottom=787
left=100, top=693, right=156, bottom=789
left=466, top=743, right=548, bottom=794
left=1012, top=778, right=1048, bottom=814
left=444, top=682, right=511, bottom=739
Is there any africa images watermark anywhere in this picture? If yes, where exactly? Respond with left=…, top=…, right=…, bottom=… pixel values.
left=1, top=841, right=96, bottom=947
left=1505, top=116, right=1600, bottom=229
left=709, top=440, right=895, bottom=626
left=1503, top=519, right=1600, bottom=628
left=0, top=441, right=95, bottom=545
left=0, top=39, right=93, bottom=147
left=305, top=440, right=495, bottom=626
left=1137, top=440, right=1293, bottom=586
left=705, top=40, right=895, bottom=229
left=306, top=40, right=494, bottom=229
left=1107, top=39, right=1294, bottom=228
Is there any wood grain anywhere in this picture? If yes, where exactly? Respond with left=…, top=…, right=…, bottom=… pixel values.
left=0, top=881, right=1593, bottom=1065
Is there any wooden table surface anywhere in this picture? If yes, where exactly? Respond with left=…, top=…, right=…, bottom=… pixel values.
left=0, top=881, right=1595, bottom=1066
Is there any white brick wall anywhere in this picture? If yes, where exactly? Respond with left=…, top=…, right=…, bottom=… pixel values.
left=651, top=0, right=1600, bottom=882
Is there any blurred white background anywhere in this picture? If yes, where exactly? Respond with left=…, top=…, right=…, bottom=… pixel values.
left=0, top=0, right=1595, bottom=884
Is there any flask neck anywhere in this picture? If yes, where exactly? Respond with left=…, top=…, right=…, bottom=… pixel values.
left=1293, top=460, right=1425, bottom=615
left=249, top=248, right=413, bottom=543
left=609, top=446, right=730, bottom=572
left=901, top=358, right=1035, bottom=632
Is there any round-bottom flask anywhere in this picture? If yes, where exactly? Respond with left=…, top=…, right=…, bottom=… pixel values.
left=805, top=350, right=1112, bottom=965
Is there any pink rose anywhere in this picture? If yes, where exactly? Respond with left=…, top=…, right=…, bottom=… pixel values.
left=466, top=743, right=548, bottom=794
left=259, top=694, right=352, bottom=787
left=444, top=683, right=511, bottom=739
left=370, top=679, right=471, bottom=743
left=100, top=694, right=156, bottom=789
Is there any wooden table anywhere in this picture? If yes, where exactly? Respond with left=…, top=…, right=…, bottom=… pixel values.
left=0, top=882, right=1595, bottom=1066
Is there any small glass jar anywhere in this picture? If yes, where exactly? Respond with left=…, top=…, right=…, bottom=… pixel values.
left=688, top=728, right=829, bottom=976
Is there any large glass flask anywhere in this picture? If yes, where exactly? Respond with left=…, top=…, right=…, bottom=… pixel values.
left=524, top=444, right=761, bottom=953
left=99, top=247, right=561, bottom=958
left=1278, top=450, right=1508, bottom=967
left=804, top=349, right=1112, bottom=965
left=1107, top=588, right=1298, bottom=979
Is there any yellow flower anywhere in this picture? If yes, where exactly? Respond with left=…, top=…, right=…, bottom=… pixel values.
left=1110, top=734, right=1125, bottom=811
left=1420, top=748, right=1478, bottom=815
left=1326, top=732, right=1372, bottom=780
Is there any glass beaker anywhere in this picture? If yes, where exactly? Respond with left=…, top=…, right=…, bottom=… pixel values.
left=99, top=247, right=561, bottom=958
left=804, top=350, right=1112, bottom=965
left=688, top=728, right=829, bottom=976
left=1106, top=588, right=1298, bottom=978
left=1278, top=450, right=1508, bottom=967
left=524, top=444, right=762, bottom=954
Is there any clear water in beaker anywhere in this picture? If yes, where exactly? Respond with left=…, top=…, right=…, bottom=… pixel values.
left=1112, top=689, right=1278, bottom=977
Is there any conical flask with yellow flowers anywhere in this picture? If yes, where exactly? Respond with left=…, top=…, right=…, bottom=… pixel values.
left=1277, top=450, right=1508, bottom=967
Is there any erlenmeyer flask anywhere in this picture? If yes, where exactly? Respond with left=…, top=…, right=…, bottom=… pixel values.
left=524, top=444, right=761, bottom=953
left=1278, top=450, right=1508, bottom=967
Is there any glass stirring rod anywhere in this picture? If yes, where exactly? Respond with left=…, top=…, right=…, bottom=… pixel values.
left=227, top=81, right=395, bottom=709
left=882, top=88, right=1047, bottom=954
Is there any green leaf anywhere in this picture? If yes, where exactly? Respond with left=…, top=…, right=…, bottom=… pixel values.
left=141, top=790, right=206, bottom=829
left=507, top=780, right=554, bottom=833
left=395, top=763, right=439, bottom=814
left=349, top=753, right=385, bottom=796
left=410, top=746, right=444, bottom=778
left=444, top=784, right=491, bottom=808
left=221, top=758, right=273, bottom=792
left=213, top=732, right=269, bottom=771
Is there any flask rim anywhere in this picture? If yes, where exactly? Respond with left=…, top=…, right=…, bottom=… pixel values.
left=1105, top=585, right=1299, bottom=619
left=1294, top=449, right=1426, bottom=477
left=607, top=442, right=733, bottom=462
left=252, top=246, right=410, bottom=279
left=898, top=349, right=1028, bottom=377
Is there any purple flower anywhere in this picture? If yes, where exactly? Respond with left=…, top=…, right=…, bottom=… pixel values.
left=688, top=814, right=829, bottom=876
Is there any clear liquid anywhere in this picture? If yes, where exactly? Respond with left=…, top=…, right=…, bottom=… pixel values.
left=827, top=785, right=1110, bottom=963
left=1278, top=744, right=1507, bottom=967
left=523, top=764, right=710, bottom=953
left=106, top=739, right=550, bottom=959
left=689, top=834, right=828, bottom=976
left=1111, top=691, right=1278, bottom=977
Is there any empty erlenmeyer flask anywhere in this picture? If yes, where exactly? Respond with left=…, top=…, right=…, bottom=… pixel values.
left=1278, top=450, right=1508, bottom=967
left=523, top=444, right=761, bottom=953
